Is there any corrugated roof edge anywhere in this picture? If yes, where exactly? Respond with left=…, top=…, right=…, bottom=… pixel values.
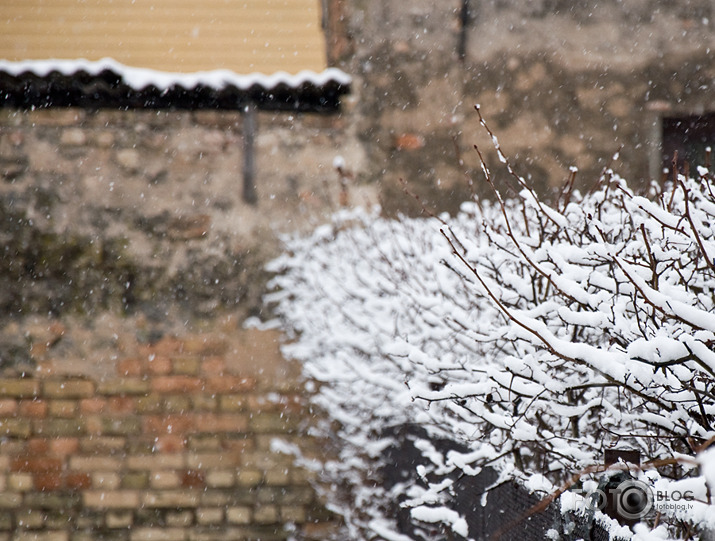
left=0, top=57, right=352, bottom=91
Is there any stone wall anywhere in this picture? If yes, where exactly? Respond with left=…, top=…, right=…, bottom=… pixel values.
left=0, top=107, right=369, bottom=321
left=333, top=0, right=715, bottom=214
left=0, top=321, right=338, bottom=541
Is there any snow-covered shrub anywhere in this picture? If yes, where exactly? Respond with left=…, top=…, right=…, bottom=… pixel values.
left=266, top=111, right=715, bottom=540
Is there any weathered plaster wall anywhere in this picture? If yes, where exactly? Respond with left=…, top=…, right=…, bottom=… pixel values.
left=336, top=0, right=715, bottom=213
left=0, top=107, right=369, bottom=321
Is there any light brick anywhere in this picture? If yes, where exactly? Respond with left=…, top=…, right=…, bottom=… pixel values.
left=69, top=456, right=123, bottom=471
left=8, top=473, right=33, bottom=491
left=149, top=471, right=181, bottom=489
left=142, top=491, right=200, bottom=508
left=100, top=417, right=142, bottom=436
left=236, top=469, right=262, bottom=487
left=79, top=436, right=126, bottom=454
left=0, top=493, right=22, bottom=508
left=0, top=379, right=39, bottom=398
left=130, top=528, right=186, bottom=541
left=47, top=400, right=77, bottom=418
left=226, top=506, right=251, bottom=525
left=122, top=472, right=149, bottom=490
left=190, top=395, right=216, bottom=412
left=42, top=381, right=94, bottom=399
left=186, top=436, right=221, bottom=452
left=265, top=469, right=290, bottom=486
left=171, top=357, right=200, bottom=376
left=165, top=510, right=193, bottom=527
left=162, top=396, right=192, bottom=414
left=91, top=472, right=121, bottom=490
left=248, top=413, right=298, bottom=433
left=186, top=452, right=241, bottom=469
left=196, top=508, right=223, bottom=525
left=205, top=470, right=234, bottom=488
left=135, top=395, right=163, bottom=414
left=281, top=505, right=307, bottom=523
left=13, top=532, right=69, bottom=541
left=106, top=510, right=134, bottom=529
left=254, top=505, right=278, bottom=524
left=217, top=395, right=245, bottom=412
left=97, top=379, right=151, bottom=396
left=127, top=454, right=185, bottom=470
left=33, top=419, right=86, bottom=437
left=0, top=419, right=32, bottom=438
left=83, top=491, right=140, bottom=509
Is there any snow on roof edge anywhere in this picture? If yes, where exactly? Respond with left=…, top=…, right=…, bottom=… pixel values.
left=0, top=57, right=352, bottom=91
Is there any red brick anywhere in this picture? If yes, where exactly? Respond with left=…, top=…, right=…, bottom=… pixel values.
left=0, top=399, right=18, bottom=416
left=153, top=435, right=186, bottom=454
left=143, top=414, right=195, bottom=435
left=48, top=399, right=77, bottom=418
left=19, top=399, right=48, bottom=418
left=221, top=438, right=253, bottom=454
left=117, top=358, right=143, bottom=377
left=65, top=472, right=92, bottom=490
left=152, top=336, right=185, bottom=356
left=108, top=396, right=135, bottom=415
left=204, top=376, right=255, bottom=394
left=80, top=397, right=106, bottom=414
left=151, top=376, right=203, bottom=394
left=12, top=457, right=63, bottom=473
left=145, top=355, right=172, bottom=376
left=34, top=472, right=63, bottom=491
left=27, top=438, right=51, bottom=455
left=200, top=357, right=226, bottom=376
left=181, top=470, right=205, bottom=488
left=394, top=133, right=425, bottom=150
left=49, top=437, right=79, bottom=456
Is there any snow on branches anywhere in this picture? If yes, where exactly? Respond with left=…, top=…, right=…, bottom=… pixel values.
left=265, top=117, right=715, bottom=540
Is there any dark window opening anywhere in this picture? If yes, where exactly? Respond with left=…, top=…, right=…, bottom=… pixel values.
left=662, top=112, right=715, bottom=175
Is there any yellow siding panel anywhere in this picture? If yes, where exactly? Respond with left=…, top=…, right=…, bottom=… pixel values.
left=0, top=0, right=327, bottom=74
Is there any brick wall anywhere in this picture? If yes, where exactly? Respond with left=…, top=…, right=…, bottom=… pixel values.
left=0, top=326, right=338, bottom=541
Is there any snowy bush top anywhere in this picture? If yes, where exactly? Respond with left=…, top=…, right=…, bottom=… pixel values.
left=266, top=119, right=715, bottom=540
